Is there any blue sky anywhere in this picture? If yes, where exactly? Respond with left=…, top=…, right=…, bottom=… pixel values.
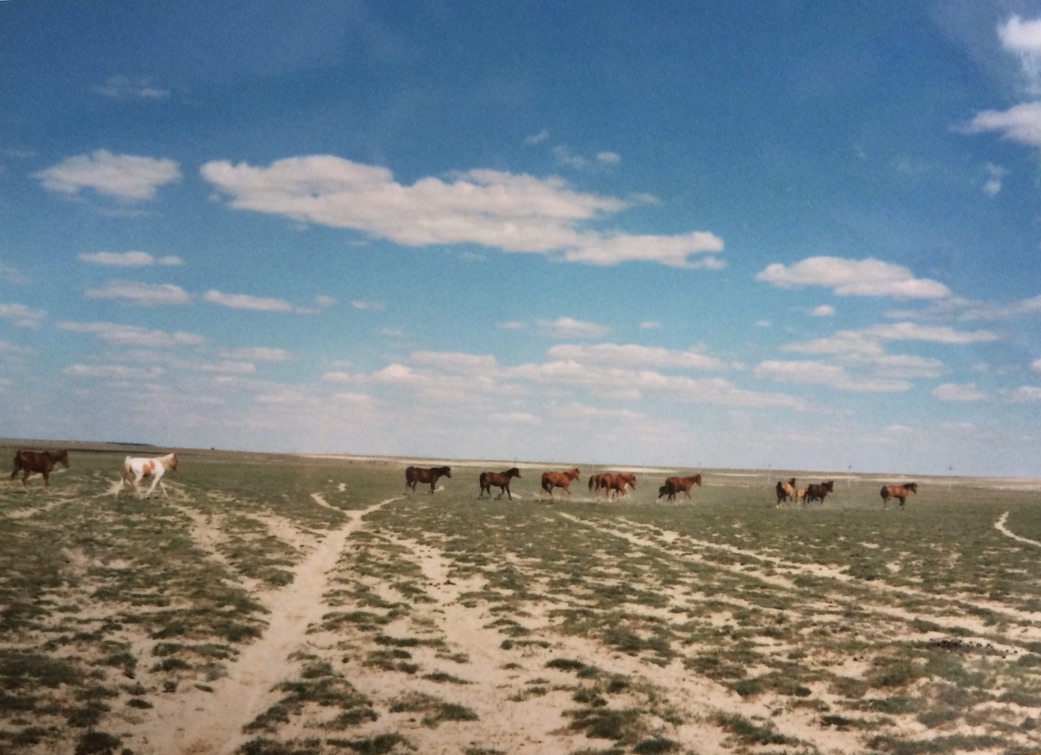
left=3, top=1, right=1041, bottom=477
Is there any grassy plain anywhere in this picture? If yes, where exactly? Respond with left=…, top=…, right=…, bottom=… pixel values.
left=1, top=444, right=1041, bottom=754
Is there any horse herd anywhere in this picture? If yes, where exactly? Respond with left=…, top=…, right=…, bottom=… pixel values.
left=6, top=449, right=919, bottom=508
left=7, top=448, right=178, bottom=498
left=407, top=465, right=920, bottom=508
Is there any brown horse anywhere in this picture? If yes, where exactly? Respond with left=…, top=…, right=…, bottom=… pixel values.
left=775, top=478, right=796, bottom=506
left=10, top=449, right=69, bottom=487
left=805, top=480, right=834, bottom=504
left=541, top=468, right=580, bottom=498
left=597, top=472, right=636, bottom=500
left=405, top=465, right=451, bottom=494
left=881, top=482, right=917, bottom=507
left=479, top=467, right=521, bottom=500
left=661, top=474, right=702, bottom=501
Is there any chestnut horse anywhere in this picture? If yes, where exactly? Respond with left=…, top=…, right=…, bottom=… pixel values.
left=405, top=465, right=451, bottom=494
left=10, top=449, right=69, bottom=487
left=661, top=474, right=702, bottom=501
left=122, top=452, right=178, bottom=498
left=881, top=482, right=917, bottom=507
left=541, top=468, right=580, bottom=498
left=775, top=478, right=796, bottom=506
left=479, top=467, right=521, bottom=500
left=596, top=472, right=636, bottom=500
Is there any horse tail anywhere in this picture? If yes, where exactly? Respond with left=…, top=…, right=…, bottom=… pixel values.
left=10, top=452, right=22, bottom=478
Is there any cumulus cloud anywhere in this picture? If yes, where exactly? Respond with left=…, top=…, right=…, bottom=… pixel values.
left=219, top=347, right=292, bottom=362
left=546, top=343, right=726, bottom=371
left=35, top=150, right=181, bottom=201
left=0, top=303, right=46, bottom=328
left=1033, top=357, right=1041, bottom=375
left=756, top=256, right=951, bottom=298
left=932, top=382, right=987, bottom=401
left=536, top=317, right=610, bottom=339
left=79, top=251, right=183, bottom=266
left=200, top=155, right=724, bottom=268
left=963, top=101, right=1041, bottom=147
left=86, top=281, right=191, bottom=306
left=754, top=359, right=911, bottom=392
left=810, top=305, right=835, bottom=317
left=203, top=290, right=295, bottom=312
left=64, top=364, right=164, bottom=380
left=57, top=321, right=204, bottom=347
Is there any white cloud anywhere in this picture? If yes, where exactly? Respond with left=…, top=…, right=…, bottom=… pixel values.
left=203, top=290, right=295, bottom=312
left=932, top=382, right=987, bottom=401
left=756, top=256, right=951, bottom=298
left=524, top=130, right=550, bottom=145
left=754, top=359, right=910, bottom=392
left=1011, top=385, right=1041, bottom=402
left=858, top=321, right=1000, bottom=344
left=1032, top=357, right=1041, bottom=375
left=64, top=363, right=164, bottom=380
left=810, top=305, right=835, bottom=317
left=86, top=281, right=191, bottom=306
left=200, top=155, right=724, bottom=268
left=536, top=317, right=610, bottom=339
left=220, top=347, right=292, bottom=362
left=546, top=343, right=726, bottom=371
left=0, top=303, right=46, bottom=328
left=983, top=162, right=1006, bottom=195
left=999, top=15, right=1041, bottom=55
left=94, top=75, right=170, bottom=100
left=79, top=251, right=183, bottom=266
left=57, top=321, right=204, bottom=347
left=35, top=150, right=181, bottom=201
left=963, top=102, right=1041, bottom=147
left=351, top=299, right=385, bottom=311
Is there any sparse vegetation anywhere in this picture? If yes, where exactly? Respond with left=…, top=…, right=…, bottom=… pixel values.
left=4, top=445, right=1041, bottom=753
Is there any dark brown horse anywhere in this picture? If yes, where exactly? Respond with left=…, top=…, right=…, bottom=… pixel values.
left=661, top=474, right=702, bottom=501
left=479, top=467, right=521, bottom=500
left=588, top=472, right=605, bottom=495
left=10, top=449, right=69, bottom=487
left=541, top=468, right=580, bottom=498
left=881, top=482, right=917, bottom=507
left=775, top=478, right=796, bottom=506
left=404, top=465, right=451, bottom=494
left=805, top=480, right=834, bottom=504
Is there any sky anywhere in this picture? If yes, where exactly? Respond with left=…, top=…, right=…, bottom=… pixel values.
left=3, top=1, right=1041, bottom=478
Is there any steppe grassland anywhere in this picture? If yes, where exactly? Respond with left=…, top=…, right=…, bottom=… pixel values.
left=1, top=446, right=1040, bottom=754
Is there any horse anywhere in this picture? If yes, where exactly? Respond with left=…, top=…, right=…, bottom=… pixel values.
left=541, top=468, right=580, bottom=498
left=795, top=487, right=806, bottom=503
left=10, top=449, right=69, bottom=487
left=122, top=452, right=178, bottom=498
left=597, top=472, right=636, bottom=500
left=881, top=482, right=917, bottom=507
left=662, top=474, right=702, bottom=501
left=775, top=478, right=796, bottom=506
left=479, top=467, right=521, bottom=500
left=588, top=473, right=605, bottom=495
left=405, top=465, right=451, bottom=494
left=805, top=480, right=834, bottom=504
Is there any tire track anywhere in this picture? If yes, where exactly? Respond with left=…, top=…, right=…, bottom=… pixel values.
left=135, top=496, right=401, bottom=755
left=557, top=511, right=1041, bottom=645
left=994, top=511, right=1041, bottom=548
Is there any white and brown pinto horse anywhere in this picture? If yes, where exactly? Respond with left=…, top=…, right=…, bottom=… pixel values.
left=10, top=449, right=69, bottom=487
left=122, top=452, right=178, bottom=498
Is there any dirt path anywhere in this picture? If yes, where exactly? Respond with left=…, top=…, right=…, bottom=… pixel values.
left=994, top=511, right=1041, bottom=548
left=134, top=496, right=400, bottom=755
